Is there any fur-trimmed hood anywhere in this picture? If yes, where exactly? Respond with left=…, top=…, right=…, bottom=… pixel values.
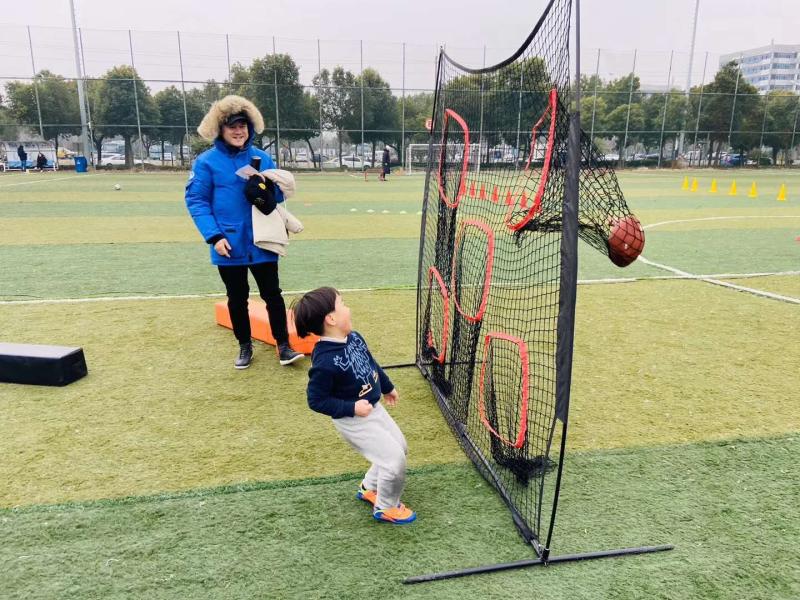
left=196, top=95, right=265, bottom=141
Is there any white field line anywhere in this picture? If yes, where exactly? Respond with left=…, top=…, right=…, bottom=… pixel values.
left=638, top=257, right=800, bottom=304
left=640, top=214, right=800, bottom=304
left=0, top=287, right=381, bottom=306
left=4, top=218, right=799, bottom=306
left=4, top=271, right=800, bottom=306
left=0, top=173, right=103, bottom=188
left=643, top=215, right=800, bottom=230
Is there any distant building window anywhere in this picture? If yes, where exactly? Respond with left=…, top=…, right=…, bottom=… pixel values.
left=774, top=52, right=798, bottom=59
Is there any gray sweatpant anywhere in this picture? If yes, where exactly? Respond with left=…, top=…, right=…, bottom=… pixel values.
left=332, top=402, right=408, bottom=510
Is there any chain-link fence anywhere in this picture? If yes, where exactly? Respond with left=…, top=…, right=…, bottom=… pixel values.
left=1, top=24, right=798, bottom=171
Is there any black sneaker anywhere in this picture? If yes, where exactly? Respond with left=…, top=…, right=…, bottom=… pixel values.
left=277, top=343, right=304, bottom=366
left=235, top=342, right=253, bottom=369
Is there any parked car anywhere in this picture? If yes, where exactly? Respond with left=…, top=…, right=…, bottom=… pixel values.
left=720, top=154, right=745, bottom=167
left=322, top=155, right=370, bottom=170
left=100, top=154, right=146, bottom=167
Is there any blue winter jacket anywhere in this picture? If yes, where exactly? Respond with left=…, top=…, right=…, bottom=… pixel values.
left=185, top=126, right=284, bottom=266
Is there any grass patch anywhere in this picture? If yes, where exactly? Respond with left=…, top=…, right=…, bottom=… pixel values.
left=2, top=435, right=798, bottom=599
left=1, top=281, right=798, bottom=507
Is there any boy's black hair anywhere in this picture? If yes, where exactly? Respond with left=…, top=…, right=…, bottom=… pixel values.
left=292, top=287, right=339, bottom=338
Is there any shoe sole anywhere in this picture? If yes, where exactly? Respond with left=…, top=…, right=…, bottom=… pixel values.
left=234, top=362, right=252, bottom=370
left=356, top=490, right=377, bottom=506
left=373, top=512, right=417, bottom=525
left=279, top=353, right=305, bottom=366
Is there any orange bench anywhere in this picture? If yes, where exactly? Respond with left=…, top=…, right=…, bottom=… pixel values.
left=215, top=300, right=319, bottom=355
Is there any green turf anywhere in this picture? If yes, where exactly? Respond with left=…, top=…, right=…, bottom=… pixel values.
left=2, top=435, right=798, bottom=599
left=1, top=169, right=798, bottom=598
left=2, top=280, right=798, bottom=507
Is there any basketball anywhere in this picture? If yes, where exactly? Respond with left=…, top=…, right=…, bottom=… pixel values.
left=608, top=215, right=644, bottom=267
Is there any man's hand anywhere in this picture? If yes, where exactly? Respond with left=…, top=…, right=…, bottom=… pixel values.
left=383, top=389, right=399, bottom=407
left=354, top=399, right=373, bottom=417
left=244, top=174, right=277, bottom=215
left=214, top=238, right=231, bottom=257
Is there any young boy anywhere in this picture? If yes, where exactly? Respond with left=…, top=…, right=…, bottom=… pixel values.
left=293, top=287, right=416, bottom=524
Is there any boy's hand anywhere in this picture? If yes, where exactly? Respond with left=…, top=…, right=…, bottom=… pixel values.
left=383, top=389, right=399, bottom=407
left=354, top=399, right=373, bottom=417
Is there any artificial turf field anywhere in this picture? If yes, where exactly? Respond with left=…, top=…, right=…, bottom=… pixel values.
left=1, top=169, right=799, bottom=599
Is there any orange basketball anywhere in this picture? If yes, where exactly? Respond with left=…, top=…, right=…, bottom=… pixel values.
left=608, top=215, right=645, bottom=267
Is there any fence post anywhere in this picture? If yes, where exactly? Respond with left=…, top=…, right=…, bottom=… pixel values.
left=360, top=39, right=365, bottom=161
left=128, top=30, right=145, bottom=169
left=177, top=31, right=192, bottom=167
left=657, top=50, right=674, bottom=168
left=317, top=38, right=323, bottom=170
left=273, top=36, right=281, bottom=167
left=26, top=26, right=45, bottom=139
left=226, top=34, right=232, bottom=93
left=68, top=0, right=92, bottom=164
left=726, top=54, right=743, bottom=153
left=78, top=28, right=96, bottom=165
left=588, top=48, right=600, bottom=145
left=692, top=52, right=708, bottom=166
left=401, top=42, right=406, bottom=167
left=758, top=92, right=769, bottom=168
left=620, top=49, right=637, bottom=166
left=790, top=95, right=800, bottom=167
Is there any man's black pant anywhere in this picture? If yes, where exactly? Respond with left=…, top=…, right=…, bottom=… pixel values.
left=218, top=262, right=288, bottom=346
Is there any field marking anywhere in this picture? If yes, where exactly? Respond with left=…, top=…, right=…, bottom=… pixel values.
left=643, top=215, right=800, bottom=230
left=640, top=215, right=800, bottom=304
left=0, top=287, right=381, bottom=306
left=3, top=272, right=799, bottom=306
left=0, top=174, right=103, bottom=188
left=638, top=257, right=800, bottom=304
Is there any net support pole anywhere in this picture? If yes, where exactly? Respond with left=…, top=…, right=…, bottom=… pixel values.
left=404, top=545, right=675, bottom=584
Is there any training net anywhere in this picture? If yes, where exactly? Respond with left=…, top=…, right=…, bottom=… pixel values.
left=415, top=0, right=643, bottom=557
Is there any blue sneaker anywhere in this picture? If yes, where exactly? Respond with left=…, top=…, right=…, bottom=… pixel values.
left=373, top=503, right=416, bottom=524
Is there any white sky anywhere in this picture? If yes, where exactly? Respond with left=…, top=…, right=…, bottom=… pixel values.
left=0, top=0, right=797, bottom=90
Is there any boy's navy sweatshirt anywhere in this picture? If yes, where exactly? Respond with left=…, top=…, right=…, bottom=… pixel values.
left=306, top=331, right=394, bottom=419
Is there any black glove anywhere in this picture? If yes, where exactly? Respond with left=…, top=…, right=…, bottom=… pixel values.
left=244, top=175, right=277, bottom=215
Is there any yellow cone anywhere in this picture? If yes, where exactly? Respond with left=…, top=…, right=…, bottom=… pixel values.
left=777, top=184, right=787, bottom=202
left=690, top=178, right=698, bottom=192
left=748, top=182, right=758, bottom=198
left=681, top=176, right=689, bottom=191
left=710, top=179, right=718, bottom=193
left=728, top=180, right=738, bottom=196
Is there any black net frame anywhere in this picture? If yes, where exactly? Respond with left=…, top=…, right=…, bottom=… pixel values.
left=414, top=0, right=641, bottom=558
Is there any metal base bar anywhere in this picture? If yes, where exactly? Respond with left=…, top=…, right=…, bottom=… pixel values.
left=403, top=544, right=674, bottom=584
left=381, top=362, right=420, bottom=369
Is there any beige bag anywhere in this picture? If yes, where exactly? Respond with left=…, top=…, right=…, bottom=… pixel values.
left=252, top=203, right=304, bottom=256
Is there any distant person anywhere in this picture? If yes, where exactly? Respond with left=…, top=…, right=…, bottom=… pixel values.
left=380, top=146, right=390, bottom=181
left=185, top=95, right=304, bottom=369
left=293, top=287, right=417, bottom=524
left=17, top=144, right=27, bottom=172
left=36, top=152, right=47, bottom=171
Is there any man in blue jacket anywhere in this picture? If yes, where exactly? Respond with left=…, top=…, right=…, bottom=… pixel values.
left=185, top=95, right=304, bottom=369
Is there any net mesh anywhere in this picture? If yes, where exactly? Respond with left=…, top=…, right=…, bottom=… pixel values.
left=416, top=0, right=641, bottom=553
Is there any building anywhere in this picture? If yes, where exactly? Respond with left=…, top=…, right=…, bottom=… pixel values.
left=719, top=44, right=800, bottom=94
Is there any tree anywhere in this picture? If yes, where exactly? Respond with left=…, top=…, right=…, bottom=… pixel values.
left=401, top=92, right=434, bottom=144
left=579, top=95, right=608, bottom=141
left=641, top=90, right=688, bottom=157
left=761, top=91, right=799, bottom=164
left=603, top=73, right=642, bottom=113
left=5, top=70, right=80, bottom=155
left=230, top=54, right=320, bottom=164
left=694, top=61, right=760, bottom=164
left=313, top=66, right=359, bottom=166
left=0, top=90, right=20, bottom=140
left=155, top=85, right=204, bottom=165
left=91, top=66, right=159, bottom=168
left=355, top=68, right=399, bottom=164
left=605, top=103, right=645, bottom=157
